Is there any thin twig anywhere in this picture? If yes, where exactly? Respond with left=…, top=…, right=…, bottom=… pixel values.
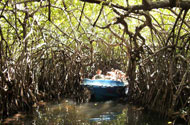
left=0, top=0, right=9, bottom=16
left=176, top=9, right=189, bottom=45
left=166, top=9, right=184, bottom=46
left=77, top=2, right=86, bottom=30
left=93, top=5, right=104, bottom=27
left=169, top=9, right=190, bottom=29
left=0, top=15, right=21, bottom=40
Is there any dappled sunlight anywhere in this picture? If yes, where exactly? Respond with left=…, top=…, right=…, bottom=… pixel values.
left=0, top=0, right=189, bottom=124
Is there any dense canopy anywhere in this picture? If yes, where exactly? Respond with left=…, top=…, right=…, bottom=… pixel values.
left=0, top=0, right=190, bottom=124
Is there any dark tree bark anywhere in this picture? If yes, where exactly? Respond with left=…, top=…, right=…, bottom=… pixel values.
left=79, top=0, right=190, bottom=10
left=169, top=0, right=176, bottom=7
left=80, top=0, right=105, bottom=4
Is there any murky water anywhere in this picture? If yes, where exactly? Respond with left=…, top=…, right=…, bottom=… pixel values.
left=2, top=100, right=168, bottom=125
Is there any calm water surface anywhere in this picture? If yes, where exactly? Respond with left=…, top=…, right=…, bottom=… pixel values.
left=3, top=100, right=168, bottom=125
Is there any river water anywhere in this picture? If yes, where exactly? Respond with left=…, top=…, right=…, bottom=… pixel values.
left=3, top=100, right=168, bottom=125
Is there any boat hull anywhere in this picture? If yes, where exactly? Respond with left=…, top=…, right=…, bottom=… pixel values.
left=82, top=79, right=127, bottom=101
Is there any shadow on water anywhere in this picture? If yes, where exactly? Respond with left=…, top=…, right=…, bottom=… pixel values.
left=2, top=100, right=168, bottom=125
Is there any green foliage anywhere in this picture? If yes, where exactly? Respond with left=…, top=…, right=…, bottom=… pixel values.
left=0, top=0, right=190, bottom=123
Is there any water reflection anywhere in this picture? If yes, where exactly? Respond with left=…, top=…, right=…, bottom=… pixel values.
left=2, top=100, right=167, bottom=125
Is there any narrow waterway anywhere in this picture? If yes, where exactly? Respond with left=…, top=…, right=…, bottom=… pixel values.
left=3, top=100, right=168, bottom=125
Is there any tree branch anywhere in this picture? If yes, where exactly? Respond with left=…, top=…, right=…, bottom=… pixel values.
left=93, top=5, right=104, bottom=27
left=176, top=9, right=189, bottom=45
left=79, top=0, right=105, bottom=4
left=0, top=0, right=9, bottom=16
left=48, top=0, right=51, bottom=21
left=166, top=9, right=184, bottom=46
left=80, top=0, right=190, bottom=10
left=0, top=26, right=4, bottom=41
left=77, top=2, right=86, bottom=30
left=169, top=9, right=190, bottom=29
left=0, top=15, right=21, bottom=40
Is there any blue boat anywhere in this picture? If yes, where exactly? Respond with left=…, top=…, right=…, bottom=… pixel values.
left=82, top=79, right=128, bottom=101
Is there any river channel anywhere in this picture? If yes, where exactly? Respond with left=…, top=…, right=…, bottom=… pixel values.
left=3, top=100, right=168, bottom=125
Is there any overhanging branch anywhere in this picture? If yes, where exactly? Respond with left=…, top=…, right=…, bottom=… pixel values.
left=79, top=0, right=190, bottom=10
